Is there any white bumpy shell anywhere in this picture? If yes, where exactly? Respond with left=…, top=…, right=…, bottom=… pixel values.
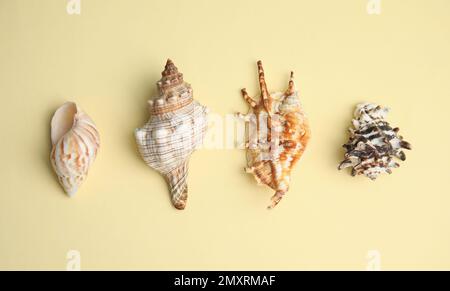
left=135, top=59, right=208, bottom=210
left=50, top=102, right=100, bottom=196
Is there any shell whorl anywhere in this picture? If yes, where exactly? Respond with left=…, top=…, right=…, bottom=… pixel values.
left=238, top=61, right=311, bottom=209
left=136, top=101, right=208, bottom=174
left=50, top=102, right=100, bottom=196
left=135, top=59, right=208, bottom=210
left=158, top=59, right=184, bottom=94
left=148, top=59, right=193, bottom=115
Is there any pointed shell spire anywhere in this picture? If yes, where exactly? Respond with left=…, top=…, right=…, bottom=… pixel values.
left=158, top=59, right=184, bottom=95
left=148, top=59, right=193, bottom=115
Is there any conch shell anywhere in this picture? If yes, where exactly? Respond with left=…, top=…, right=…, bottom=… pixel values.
left=50, top=102, right=100, bottom=196
left=338, top=103, right=411, bottom=180
left=237, top=61, right=311, bottom=209
left=135, top=59, right=208, bottom=210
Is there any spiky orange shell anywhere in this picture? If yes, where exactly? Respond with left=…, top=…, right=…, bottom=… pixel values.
left=238, top=61, right=310, bottom=209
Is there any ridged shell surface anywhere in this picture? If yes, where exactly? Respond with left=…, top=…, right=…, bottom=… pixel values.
left=50, top=102, right=100, bottom=196
left=338, top=103, right=411, bottom=180
left=237, top=61, right=311, bottom=209
left=135, top=59, right=208, bottom=210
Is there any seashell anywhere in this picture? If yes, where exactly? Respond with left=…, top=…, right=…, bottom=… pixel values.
left=237, top=61, right=311, bottom=209
left=135, top=59, right=208, bottom=210
left=50, top=102, right=100, bottom=196
left=338, top=102, right=412, bottom=180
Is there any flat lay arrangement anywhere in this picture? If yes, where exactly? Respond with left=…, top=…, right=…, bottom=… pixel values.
left=50, top=59, right=411, bottom=209
left=4, top=0, right=450, bottom=274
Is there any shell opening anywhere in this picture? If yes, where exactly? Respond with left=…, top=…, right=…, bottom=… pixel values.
left=51, top=102, right=78, bottom=145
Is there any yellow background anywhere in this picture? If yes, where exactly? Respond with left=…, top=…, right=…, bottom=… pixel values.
left=1, top=0, right=450, bottom=270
